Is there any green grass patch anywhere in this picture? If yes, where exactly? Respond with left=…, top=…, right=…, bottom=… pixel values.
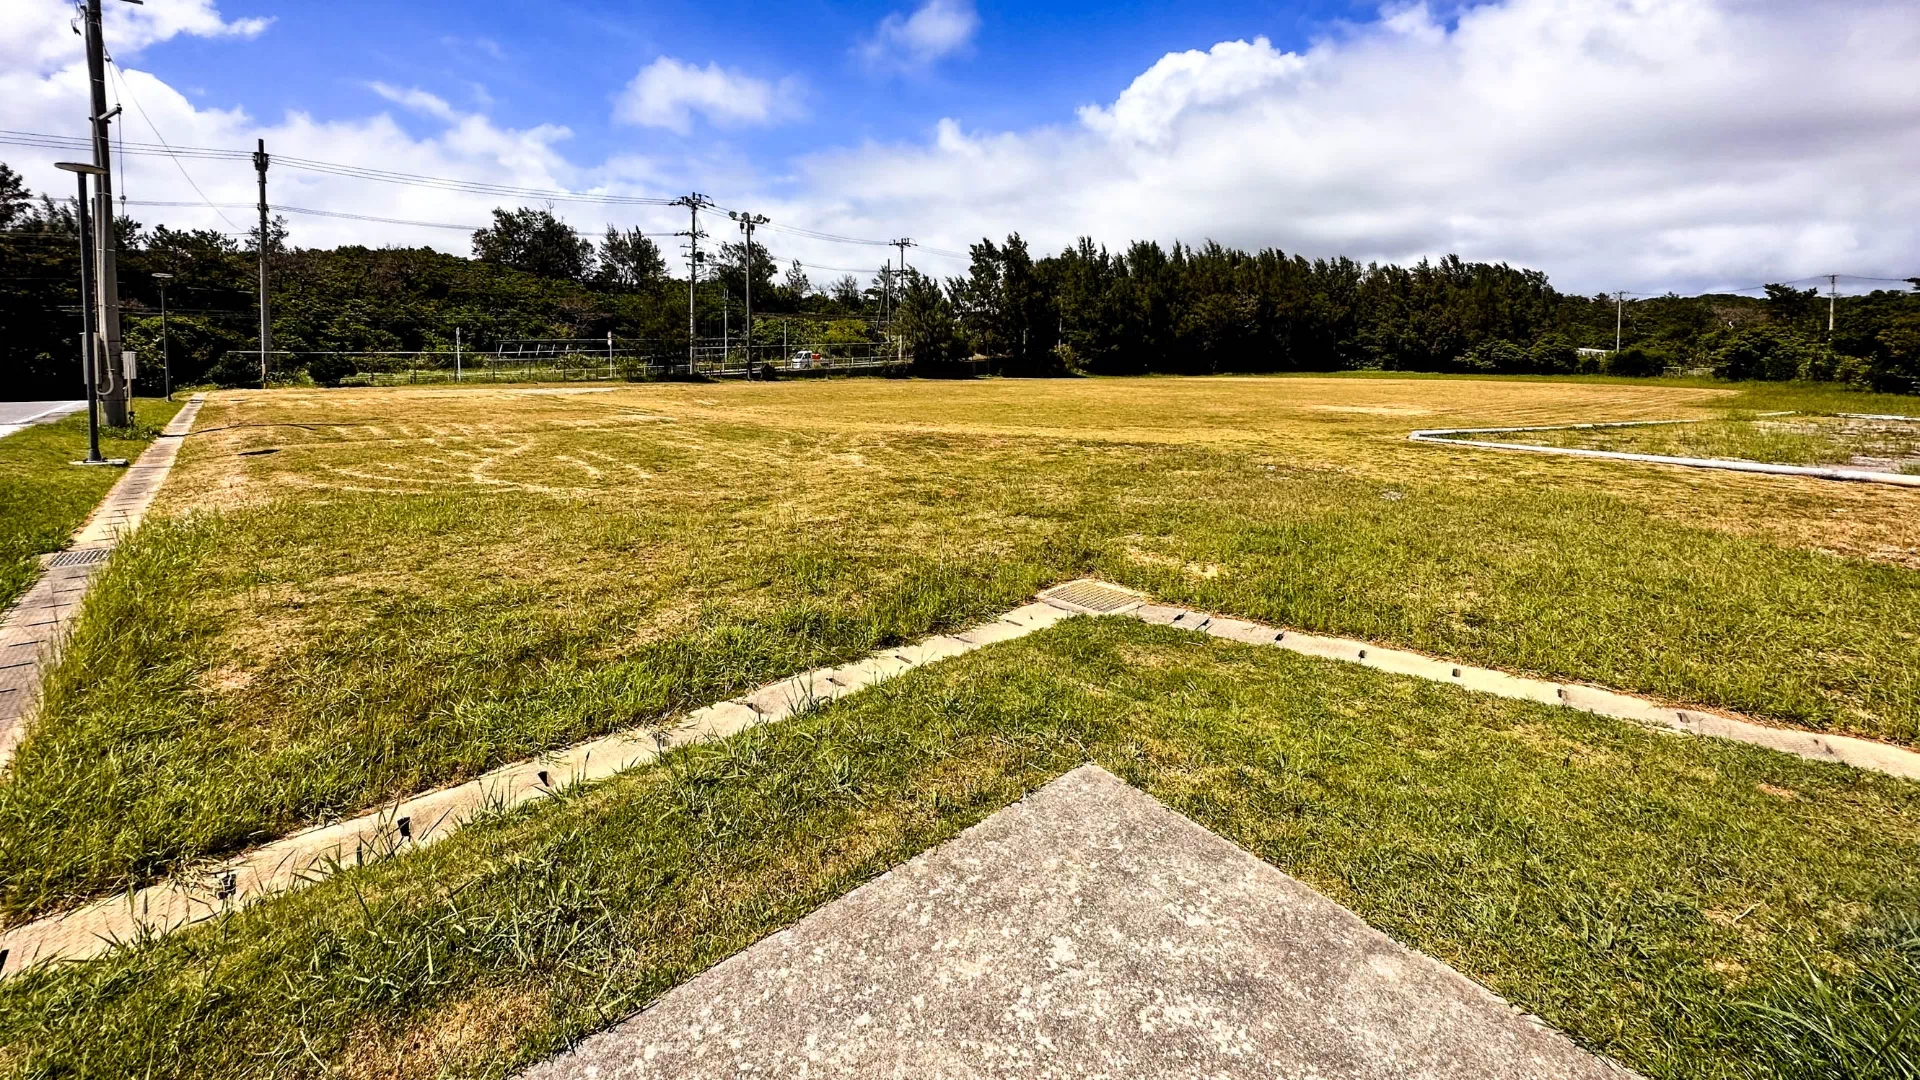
left=1490, top=414, right=1920, bottom=470
left=3, top=378, right=1919, bottom=922
left=1, top=618, right=1913, bottom=1079
left=0, top=400, right=182, bottom=611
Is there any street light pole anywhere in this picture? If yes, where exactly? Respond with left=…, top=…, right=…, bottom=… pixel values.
left=55, top=161, right=114, bottom=466
left=253, top=138, right=272, bottom=388
left=729, top=210, right=769, bottom=379
left=153, top=272, right=173, bottom=401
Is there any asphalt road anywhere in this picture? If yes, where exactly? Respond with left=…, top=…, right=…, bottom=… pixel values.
left=0, top=401, right=85, bottom=440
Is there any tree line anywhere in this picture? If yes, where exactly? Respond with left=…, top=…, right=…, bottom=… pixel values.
left=3, top=163, right=1915, bottom=395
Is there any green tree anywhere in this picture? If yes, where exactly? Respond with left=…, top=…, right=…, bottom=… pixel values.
left=593, top=227, right=666, bottom=291
left=782, top=260, right=811, bottom=299
left=829, top=274, right=862, bottom=308
left=472, top=207, right=592, bottom=280
left=0, top=163, right=30, bottom=229
left=714, top=240, right=779, bottom=310
left=893, top=269, right=967, bottom=372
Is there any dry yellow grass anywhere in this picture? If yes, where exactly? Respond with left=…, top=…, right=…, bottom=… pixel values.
left=5, top=373, right=1919, bottom=925
left=171, top=376, right=1920, bottom=563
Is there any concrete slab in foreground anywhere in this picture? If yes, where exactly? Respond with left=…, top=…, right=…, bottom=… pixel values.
left=521, top=765, right=1633, bottom=1080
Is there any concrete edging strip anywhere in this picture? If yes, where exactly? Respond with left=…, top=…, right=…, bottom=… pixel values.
left=1409, top=412, right=1920, bottom=487
left=2, top=575, right=1915, bottom=978
left=0, top=395, right=207, bottom=766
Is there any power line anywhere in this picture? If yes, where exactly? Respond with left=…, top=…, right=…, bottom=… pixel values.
left=2, top=127, right=974, bottom=257
left=0, top=129, right=675, bottom=207
left=106, top=61, right=242, bottom=231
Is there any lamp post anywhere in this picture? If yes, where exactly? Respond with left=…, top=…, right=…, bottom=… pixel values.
left=54, top=161, right=118, bottom=466
left=728, top=210, right=769, bottom=379
left=153, top=272, right=174, bottom=401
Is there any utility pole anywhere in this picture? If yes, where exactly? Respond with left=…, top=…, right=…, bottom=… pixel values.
left=1828, top=274, right=1838, bottom=336
left=607, top=330, right=615, bottom=380
left=671, top=193, right=712, bottom=374
left=890, top=240, right=915, bottom=366
left=84, top=0, right=132, bottom=426
left=153, top=272, right=172, bottom=400
left=454, top=326, right=462, bottom=382
left=253, top=138, right=272, bottom=387
left=1614, top=291, right=1624, bottom=353
left=730, top=211, right=769, bottom=379
left=56, top=161, right=112, bottom=464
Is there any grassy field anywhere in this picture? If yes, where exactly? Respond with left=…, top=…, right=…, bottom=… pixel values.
left=0, top=399, right=183, bottom=611
left=1481, top=412, right=1920, bottom=473
left=1, top=618, right=1913, bottom=1079
left=2, top=376, right=1918, bottom=925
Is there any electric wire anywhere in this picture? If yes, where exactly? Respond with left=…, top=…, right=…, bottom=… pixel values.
left=104, top=64, right=243, bottom=230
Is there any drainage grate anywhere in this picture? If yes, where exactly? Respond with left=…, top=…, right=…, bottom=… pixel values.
left=1038, top=579, right=1144, bottom=614
left=44, top=548, right=109, bottom=569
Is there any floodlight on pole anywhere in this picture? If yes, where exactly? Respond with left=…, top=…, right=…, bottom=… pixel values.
left=55, top=161, right=120, bottom=466
left=729, top=210, right=770, bottom=379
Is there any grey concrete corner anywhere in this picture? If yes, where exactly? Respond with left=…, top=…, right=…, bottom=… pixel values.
left=519, top=764, right=1633, bottom=1080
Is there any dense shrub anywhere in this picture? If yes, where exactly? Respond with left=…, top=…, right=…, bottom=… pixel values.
left=1607, top=345, right=1671, bottom=377
left=1707, top=326, right=1830, bottom=382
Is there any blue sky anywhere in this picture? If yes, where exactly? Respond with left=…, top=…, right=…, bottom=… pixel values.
left=146, top=1, right=1359, bottom=177
left=4, top=0, right=1917, bottom=293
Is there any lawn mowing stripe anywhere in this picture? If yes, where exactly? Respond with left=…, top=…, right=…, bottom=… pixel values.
left=0, top=396, right=206, bottom=767
left=0, top=601, right=1073, bottom=977
left=4, top=574, right=1916, bottom=982
left=1410, top=413, right=1920, bottom=486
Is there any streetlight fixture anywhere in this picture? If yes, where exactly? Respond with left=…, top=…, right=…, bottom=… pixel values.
left=728, top=210, right=769, bottom=379
left=54, top=161, right=122, bottom=467
left=153, top=272, right=174, bottom=400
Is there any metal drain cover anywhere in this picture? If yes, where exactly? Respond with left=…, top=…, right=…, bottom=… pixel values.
left=44, top=548, right=109, bottom=569
left=1038, top=579, right=1145, bottom=614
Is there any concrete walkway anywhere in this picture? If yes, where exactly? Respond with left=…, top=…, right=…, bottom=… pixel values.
left=521, top=765, right=1633, bottom=1080
left=6, top=575, right=1917, bottom=979
left=0, top=401, right=85, bottom=440
left=1410, top=414, right=1920, bottom=488
left=0, top=395, right=205, bottom=764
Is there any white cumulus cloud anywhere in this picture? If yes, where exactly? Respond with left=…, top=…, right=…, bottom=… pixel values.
left=859, top=0, right=980, bottom=72
left=0, top=0, right=269, bottom=72
left=0, top=0, right=643, bottom=253
left=3, top=0, right=1916, bottom=296
left=1079, top=37, right=1306, bottom=145
left=796, top=0, right=1920, bottom=293
left=613, top=57, right=802, bottom=135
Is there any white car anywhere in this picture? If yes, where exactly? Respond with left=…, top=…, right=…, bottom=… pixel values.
left=789, top=350, right=823, bottom=369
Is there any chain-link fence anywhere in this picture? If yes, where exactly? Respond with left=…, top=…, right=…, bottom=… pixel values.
left=243, top=335, right=917, bottom=387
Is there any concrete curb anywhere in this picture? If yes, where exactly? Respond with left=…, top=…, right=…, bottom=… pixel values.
left=3, top=576, right=1915, bottom=980
left=0, top=601, right=1073, bottom=976
left=0, top=396, right=207, bottom=766
left=1410, top=412, right=1920, bottom=487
